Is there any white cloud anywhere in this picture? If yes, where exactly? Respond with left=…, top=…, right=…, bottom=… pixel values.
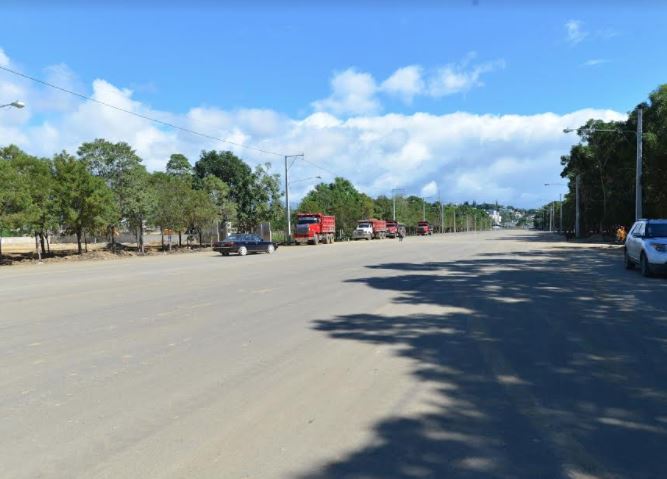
left=380, top=65, right=424, bottom=103
left=420, top=181, right=438, bottom=198
left=0, top=50, right=627, bottom=208
left=565, top=19, right=588, bottom=45
left=311, top=68, right=379, bottom=116
left=583, top=58, right=610, bottom=67
left=427, top=56, right=505, bottom=97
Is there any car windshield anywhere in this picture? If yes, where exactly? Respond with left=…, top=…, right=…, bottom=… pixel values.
left=298, top=217, right=319, bottom=224
left=357, top=223, right=371, bottom=228
left=646, top=224, right=667, bottom=238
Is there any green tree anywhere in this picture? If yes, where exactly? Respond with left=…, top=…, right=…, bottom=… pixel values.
left=183, top=188, right=219, bottom=245
left=78, top=139, right=153, bottom=252
left=0, top=146, right=56, bottom=257
left=194, top=150, right=281, bottom=231
left=298, top=177, right=374, bottom=236
left=166, top=153, right=193, bottom=177
left=150, top=171, right=189, bottom=248
left=53, top=152, right=117, bottom=254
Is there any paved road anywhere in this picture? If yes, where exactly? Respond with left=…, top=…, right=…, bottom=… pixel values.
left=2, top=231, right=667, bottom=479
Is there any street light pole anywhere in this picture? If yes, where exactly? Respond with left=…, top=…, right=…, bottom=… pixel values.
left=636, top=108, right=643, bottom=220
left=283, top=154, right=304, bottom=244
left=576, top=175, right=581, bottom=238
left=391, top=188, right=404, bottom=221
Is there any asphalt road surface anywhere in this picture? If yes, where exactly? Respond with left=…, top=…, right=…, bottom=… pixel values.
left=2, top=230, right=667, bottom=479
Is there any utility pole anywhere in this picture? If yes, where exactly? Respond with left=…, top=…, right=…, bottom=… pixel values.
left=559, top=193, right=563, bottom=234
left=575, top=175, right=581, bottom=238
left=283, top=154, right=304, bottom=244
left=284, top=156, right=290, bottom=243
left=636, top=108, right=643, bottom=220
left=391, top=188, right=404, bottom=222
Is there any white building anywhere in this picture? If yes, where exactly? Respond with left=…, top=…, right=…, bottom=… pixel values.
left=488, top=210, right=502, bottom=226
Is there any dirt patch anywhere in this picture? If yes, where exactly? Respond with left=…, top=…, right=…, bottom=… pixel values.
left=0, top=245, right=211, bottom=267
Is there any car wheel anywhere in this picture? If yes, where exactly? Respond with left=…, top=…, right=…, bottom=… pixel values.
left=222, top=252, right=229, bottom=256
left=640, top=252, right=652, bottom=277
left=266, top=244, right=275, bottom=254
left=624, top=250, right=635, bottom=270
left=238, top=246, right=248, bottom=256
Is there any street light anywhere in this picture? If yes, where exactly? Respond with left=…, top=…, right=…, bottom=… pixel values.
left=0, top=100, right=25, bottom=109
left=421, top=196, right=433, bottom=221
left=391, top=188, right=405, bottom=221
left=545, top=183, right=566, bottom=234
left=283, top=154, right=304, bottom=244
left=563, top=107, right=643, bottom=221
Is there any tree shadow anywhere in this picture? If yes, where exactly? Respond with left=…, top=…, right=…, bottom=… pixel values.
left=299, top=246, right=667, bottom=478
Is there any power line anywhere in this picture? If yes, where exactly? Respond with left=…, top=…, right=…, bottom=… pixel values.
left=0, top=64, right=284, bottom=158
left=299, top=156, right=338, bottom=178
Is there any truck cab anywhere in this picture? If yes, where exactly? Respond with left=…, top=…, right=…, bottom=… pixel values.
left=417, top=221, right=432, bottom=236
left=352, top=221, right=373, bottom=240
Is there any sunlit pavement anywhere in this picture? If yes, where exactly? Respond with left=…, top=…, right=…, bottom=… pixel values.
left=1, top=230, right=666, bottom=479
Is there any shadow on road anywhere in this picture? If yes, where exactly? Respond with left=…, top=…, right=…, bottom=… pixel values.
left=300, top=242, right=667, bottom=478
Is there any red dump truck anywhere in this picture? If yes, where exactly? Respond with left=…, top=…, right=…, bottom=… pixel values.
left=294, top=213, right=336, bottom=245
left=352, top=218, right=388, bottom=240
left=417, top=221, right=432, bottom=236
left=386, top=220, right=399, bottom=238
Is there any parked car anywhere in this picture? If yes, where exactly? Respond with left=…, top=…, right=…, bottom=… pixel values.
left=213, top=234, right=278, bottom=256
left=624, top=219, right=667, bottom=276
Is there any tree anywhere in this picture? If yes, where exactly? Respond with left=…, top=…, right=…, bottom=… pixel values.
left=194, top=150, right=265, bottom=231
left=150, top=171, right=189, bottom=249
left=53, top=152, right=117, bottom=254
left=0, top=146, right=56, bottom=258
left=202, top=175, right=237, bottom=236
left=298, top=177, right=374, bottom=236
left=78, top=139, right=153, bottom=252
left=183, top=188, right=219, bottom=245
left=0, top=147, right=31, bottom=258
left=166, top=153, right=193, bottom=177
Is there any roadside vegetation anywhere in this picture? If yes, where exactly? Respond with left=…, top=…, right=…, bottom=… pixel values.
left=537, top=83, right=667, bottom=235
left=1, top=138, right=492, bottom=262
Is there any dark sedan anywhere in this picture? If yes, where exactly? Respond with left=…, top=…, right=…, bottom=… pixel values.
left=213, top=234, right=278, bottom=256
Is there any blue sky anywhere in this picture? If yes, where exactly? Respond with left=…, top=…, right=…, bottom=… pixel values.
left=1, top=2, right=666, bottom=207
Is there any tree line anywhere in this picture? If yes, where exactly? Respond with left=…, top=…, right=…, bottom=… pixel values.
left=1, top=138, right=494, bottom=258
left=556, top=83, right=667, bottom=235
left=0, top=139, right=283, bottom=256
left=298, top=177, right=493, bottom=236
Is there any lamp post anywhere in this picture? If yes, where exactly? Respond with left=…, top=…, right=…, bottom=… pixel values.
left=421, top=196, right=433, bottom=221
left=544, top=183, right=566, bottom=234
left=391, top=188, right=404, bottom=221
left=564, top=107, right=643, bottom=221
left=283, top=154, right=304, bottom=244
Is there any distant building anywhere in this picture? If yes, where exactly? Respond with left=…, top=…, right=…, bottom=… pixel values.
left=488, top=210, right=502, bottom=226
